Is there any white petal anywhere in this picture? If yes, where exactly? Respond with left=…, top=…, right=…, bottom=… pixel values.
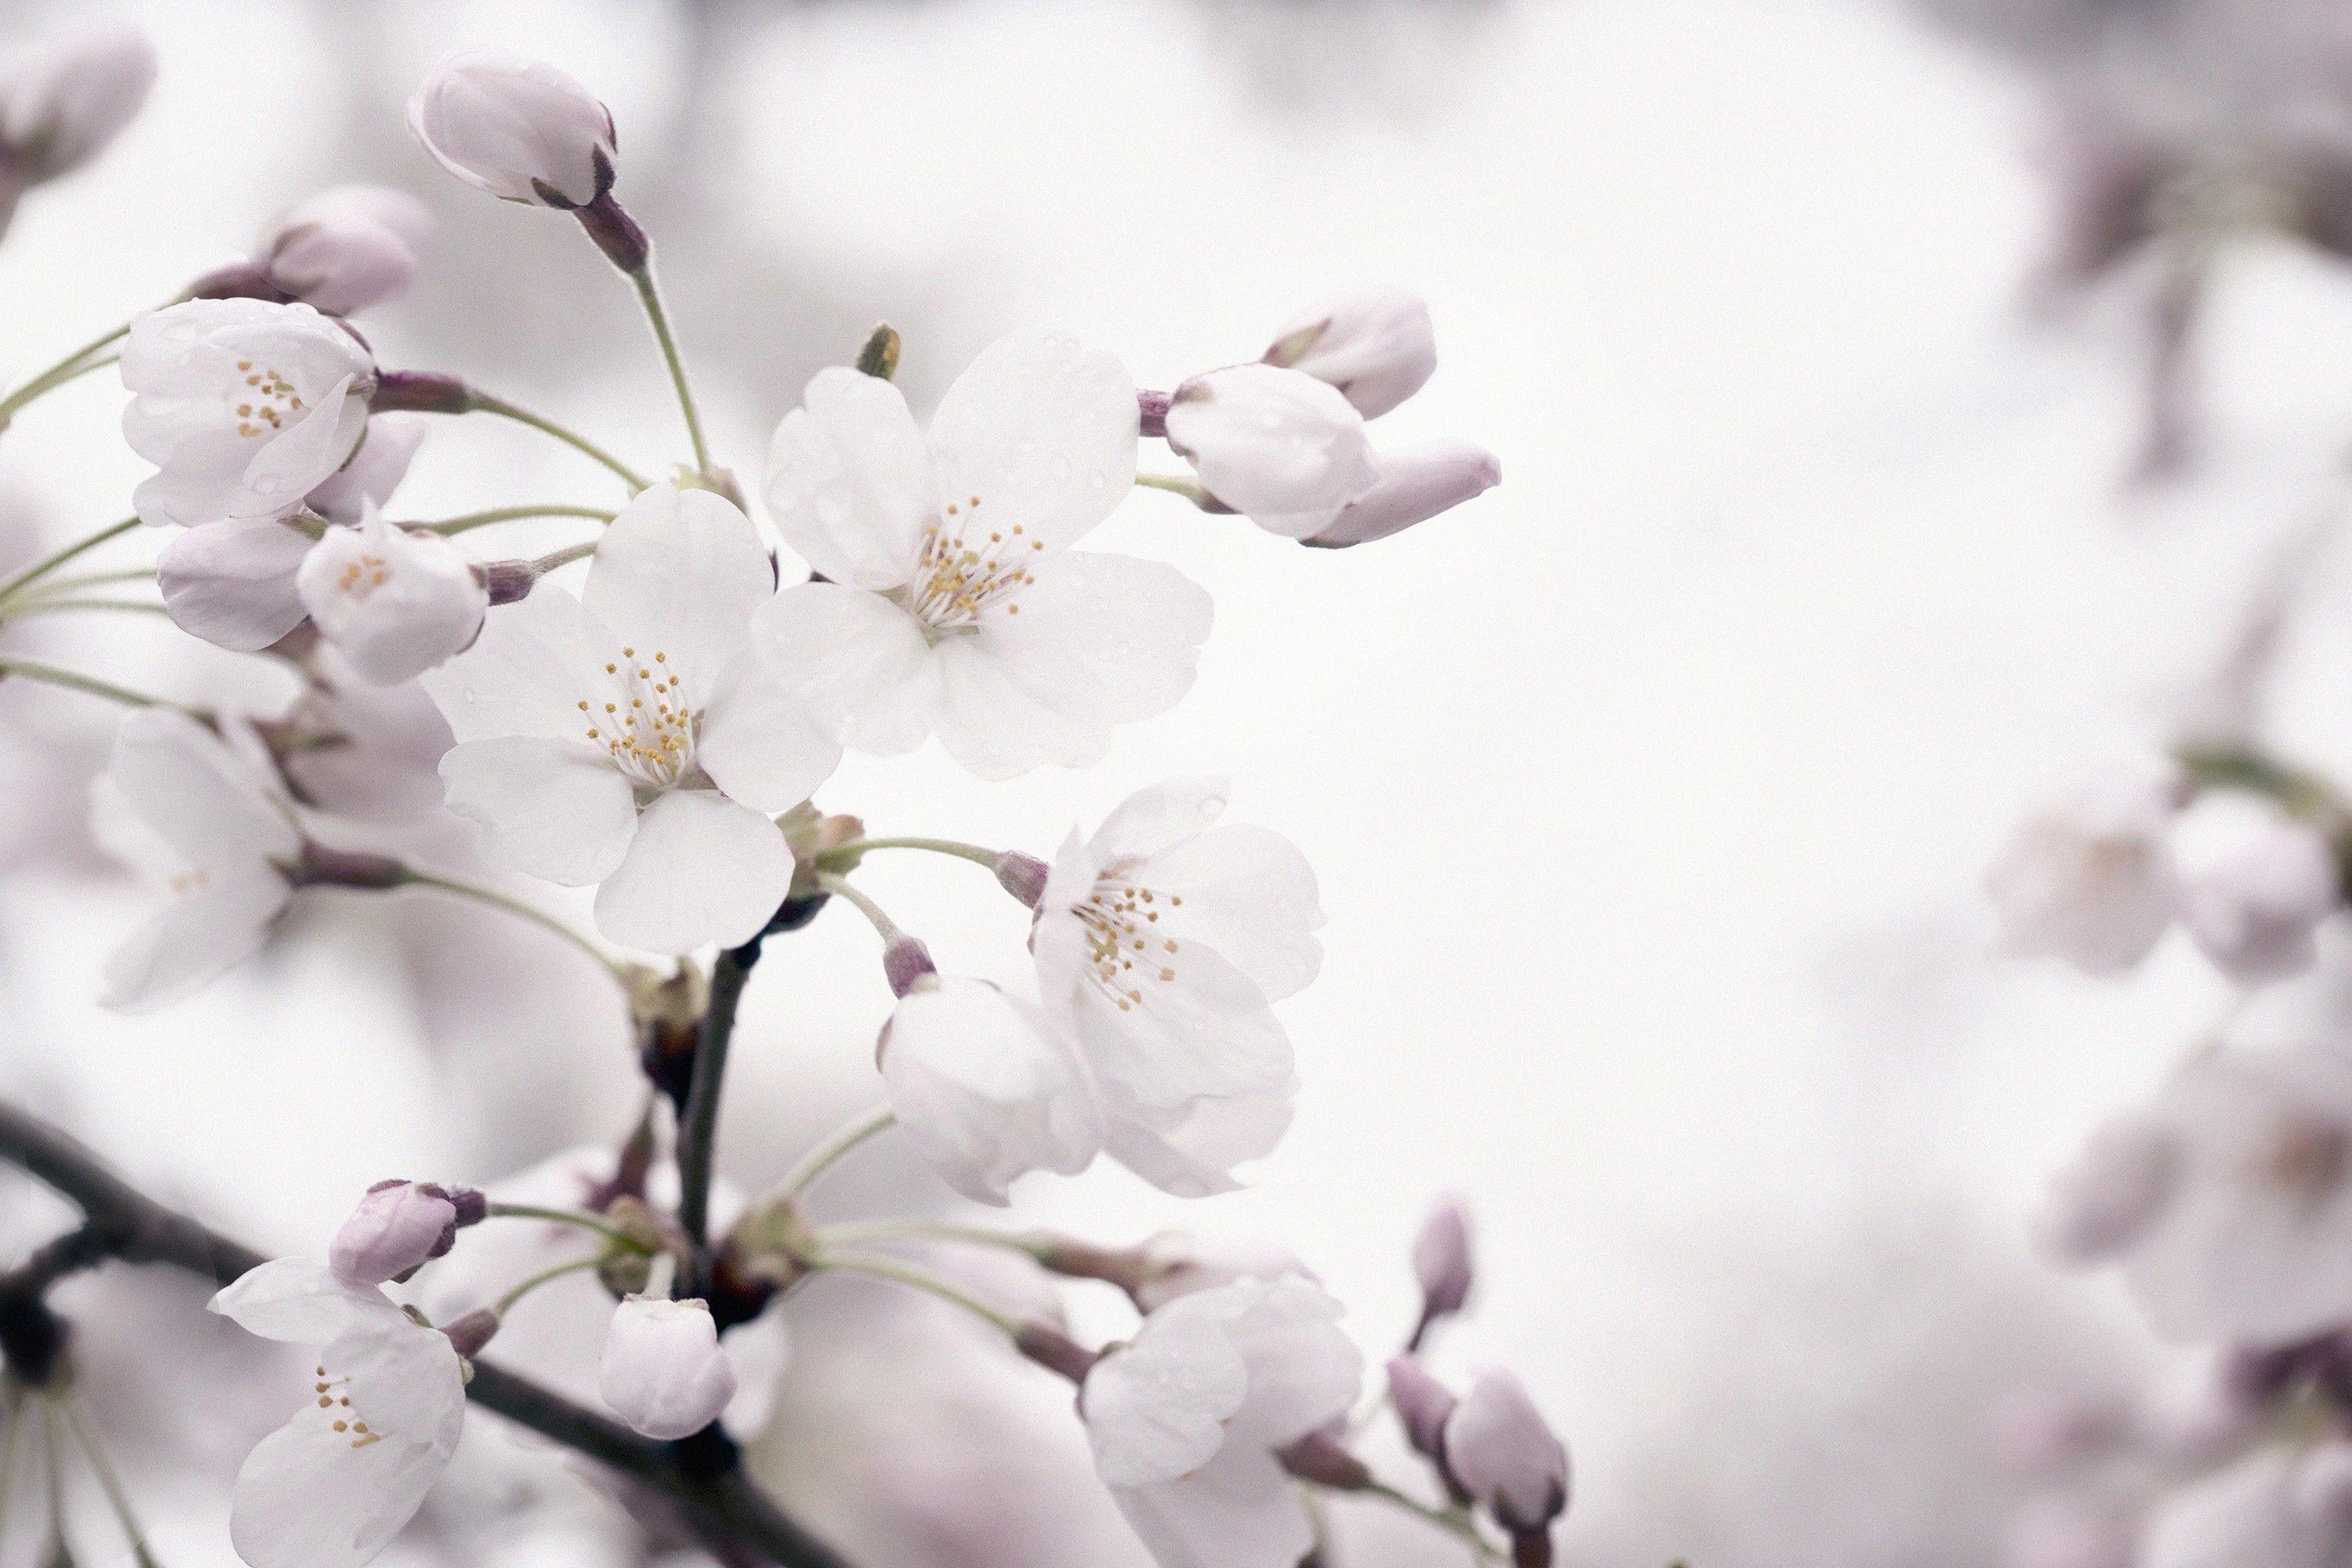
left=695, top=651, right=843, bottom=815
left=1111, top=1446, right=1310, bottom=1568
left=307, top=415, right=426, bottom=524
left=881, top=978, right=1102, bottom=1204
left=1102, top=1080, right=1297, bottom=1200
left=297, top=514, right=487, bottom=685
left=1091, top=778, right=1230, bottom=862
left=927, top=332, right=1138, bottom=553
left=1145, top=825, right=1324, bottom=1002
left=750, top=581, right=936, bottom=753
left=1072, top=941, right=1293, bottom=1112
left=720, top=1312, right=792, bottom=1442
left=156, top=518, right=314, bottom=651
left=106, top=709, right=299, bottom=867
left=209, top=1258, right=395, bottom=1344
left=421, top=583, right=602, bottom=745
left=581, top=485, right=774, bottom=707
left=231, top=372, right=368, bottom=518
left=763, top=367, right=936, bottom=590
left=437, top=737, right=637, bottom=886
left=592, top=789, right=793, bottom=953
left=1220, top=1278, right=1362, bottom=1447
left=1083, top=1310, right=1250, bottom=1487
left=229, top=1407, right=451, bottom=1568
left=332, top=1319, right=468, bottom=1451
left=100, top=858, right=290, bottom=1011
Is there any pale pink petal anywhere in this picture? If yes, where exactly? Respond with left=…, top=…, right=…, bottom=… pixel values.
left=581, top=485, right=774, bottom=708
left=750, top=581, right=935, bottom=753
left=437, top=737, right=637, bottom=886
left=764, top=367, right=936, bottom=590
left=927, top=332, right=1138, bottom=553
left=592, top=789, right=793, bottom=953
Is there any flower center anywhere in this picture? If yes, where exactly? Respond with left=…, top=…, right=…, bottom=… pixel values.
left=1076, top=874, right=1186, bottom=1012
left=334, top=553, right=391, bottom=601
left=312, top=1363, right=386, bottom=1450
left=906, top=494, right=1047, bottom=631
left=577, top=645, right=695, bottom=789
left=230, top=358, right=308, bottom=440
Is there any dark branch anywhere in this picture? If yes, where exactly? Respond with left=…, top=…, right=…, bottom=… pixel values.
left=0, top=1098, right=855, bottom=1568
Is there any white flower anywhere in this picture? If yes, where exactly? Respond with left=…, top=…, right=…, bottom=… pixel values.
left=600, top=1295, right=737, bottom=1440
left=1444, top=1370, right=1570, bottom=1537
left=1032, top=779, right=1321, bottom=1196
left=2181, top=817, right=2340, bottom=984
left=1130, top=1232, right=1316, bottom=1312
left=259, top=185, right=432, bottom=317
left=406, top=53, right=615, bottom=209
left=2075, top=1046, right=2352, bottom=1346
left=91, top=710, right=299, bottom=1012
left=1162, top=362, right=1378, bottom=537
left=297, top=505, right=488, bottom=684
left=331, top=1181, right=478, bottom=1287
left=756, top=332, right=1210, bottom=779
left=2031, top=1112, right=2178, bottom=1263
left=122, top=298, right=376, bottom=528
left=0, top=15, right=154, bottom=205
left=1305, top=440, right=1501, bottom=548
left=878, top=975, right=1100, bottom=1205
left=1262, top=288, right=1437, bottom=419
left=423, top=485, right=838, bottom=954
left=1080, top=1278, right=1362, bottom=1568
left=2143, top=1446, right=2352, bottom=1568
left=210, top=1258, right=467, bottom=1568
left=1987, top=772, right=2182, bottom=975
left=308, top=415, right=427, bottom=526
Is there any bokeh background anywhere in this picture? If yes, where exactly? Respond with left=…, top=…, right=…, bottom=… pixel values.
left=13, top=0, right=2352, bottom=1564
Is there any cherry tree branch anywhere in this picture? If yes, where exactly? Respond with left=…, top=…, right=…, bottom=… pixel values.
left=0, top=1099, right=855, bottom=1568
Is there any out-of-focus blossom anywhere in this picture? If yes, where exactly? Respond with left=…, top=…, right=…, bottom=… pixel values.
left=718, top=1308, right=791, bottom=1443
left=1987, top=772, right=2182, bottom=975
left=1130, top=1231, right=1314, bottom=1312
left=1080, top=1278, right=1362, bottom=1568
left=1263, top=287, right=1437, bottom=419
left=425, top=485, right=837, bottom=953
left=308, top=415, right=427, bottom=526
left=2032, top=1112, right=2178, bottom=1263
left=2059, top=1046, right=2352, bottom=1346
left=0, top=15, right=155, bottom=230
left=210, top=1258, right=468, bottom=1568
left=1032, top=778, right=1319, bottom=1196
left=1305, top=440, right=1501, bottom=547
left=1412, top=1194, right=1475, bottom=1327
left=1446, top=1369, right=1571, bottom=1541
left=330, top=1180, right=483, bottom=1287
left=2005, top=1497, right=2137, bottom=1568
left=257, top=185, right=432, bottom=316
left=601, top=1294, right=738, bottom=1439
left=878, top=974, right=1099, bottom=1205
left=122, top=299, right=376, bottom=528
left=406, top=53, right=615, bottom=209
left=757, top=332, right=1208, bottom=779
left=2140, top=1444, right=2352, bottom=1568
left=2180, top=817, right=2340, bottom=984
left=1163, top=362, right=1378, bottom=536
left=296, top=505, right=487, bottom=684
left=91, top=709, right=299, bottom=1012
left=1388, top=1355, right=1459, bottom=1463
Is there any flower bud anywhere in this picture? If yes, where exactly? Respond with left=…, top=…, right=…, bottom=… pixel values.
left=295, top=506, right=487, bottom=684
left=0, top=16, right=156, bottom=198
left=1411, top=1194, right=1475, bottom=1335
left=883, top=934, right=938, bottom=997
left=1163, top=363, right=1378, bottom=535
left=1387, top=1356, right=1459, bottom=1463
left=329, top=1179, right=481, bottom=1286
left=1444, top=1370, right=1570, bottom=1537
left=406, top=53, right=616, bottom=209
left=1305, top=441, right=1500, bottom=548
left=993, top=851, right=1050, bottom=908
left=2180, top=818, right=2341, bottom=984
left=2032, top=1113, right=2178, bottom=1263
left=307, top=416, right=426, bottom=527
left=599, top=1294, right=737, bottom=1439
left=259, top=185, right=431, bottom=317
left=1264, top=289, right=1437, bottom=419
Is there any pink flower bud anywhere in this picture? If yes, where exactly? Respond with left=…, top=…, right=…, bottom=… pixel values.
left=599, top=1295, right=737, bottom=1439
left=1412, top=1195, right=1475, bottom=1330
left=260, top=185, right=431, bottom=317
left=1264, top=288, right=1437, bottom=419
left=1387, top=1355, right=1459, bottom=1462
left=0, top=16, right=156, bottom=186
left=2180, top=818, right=2341, bottom=985
left=1163, top=363, right=1378, bottom=534
left=1306, top=441, right=1501, bottom=548
left=329, top=1180, right=478, bottom=1286
left=406, top=53, right=616, bottom=209
left=1444, top=1370, right=1570, bottom=1537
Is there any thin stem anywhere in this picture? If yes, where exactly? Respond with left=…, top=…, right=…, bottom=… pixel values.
left=811, top=873, right=905, bottom=946
left=397, top=873, right=625, bottom=985
left=816, top=836, right=1004, bottom=872
left=424, top=503, right=616, bottom=536
left=1363, top=1483, right=1503, bottom=1561
left=59, top=1396, right=160, bottom=1568
left=814, top=1217, right=1047, bottom=1258
left=485, top=1203, right=652, bottom=1254
left=1134, top=471, right=1211, bottom=505
left=0, top=516, right=141, bottom=605
left=471, top=395, right=651, bottom=493
left=0, top=323, right=130, bottom=425
left=774, top=1107, right=895, bottom=1207
left=27, top=568, right=157, bottom=594
left=0, top=659, right=189, bottom=714
left=679, top=941, right=761, bottom=1250
left=808, top=1253, right=1020, bottom=1337
left=0, top=598, right=168, bottom=622
left=41, top=1400, right=70, bottom=1568
left=630, top=266, right=713, bottom=480
left=530, top=541, right=599, bottom=575
left=493, top=1255, right=603, bottom=1317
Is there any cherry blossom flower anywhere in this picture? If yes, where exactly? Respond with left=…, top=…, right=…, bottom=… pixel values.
left=210, top=1258, right=468, bottom=1568
left=0, top=15, right=155, bottom=230
left=256, top=185, right=432, bottom=316
left=407, top=53, right=615, bottom=209
left=1305, top=440, right=1501, bottom=548
left=2141, top=1445, right=2352, bottom=1568
left=90, top=709, right=300, bottom=1012
left=331, top=1181, right=484, bottom=1287
left=1445, top=1370, right=1571, bottom=1543
left=2032, top=1112, right=2178, bottom=1263
left=1128, top=1231, right=1315, bottom=1312
left=1080, top=1277, right=1363, bottom=1568
left=296, top=504, right=488, bottom=684
left=1162, top=362, right=1378, bottom=538
left=756, top=332, right=1210, bottom=779
left=1262, top=287, right=1437, bottom=419
left=2180, top=816, right=2341, bottom=984
left=122, top=297, right=376, bottom=528
left=1987, top=771, right=2183, bottom=975
left=1032, top=779, right=1322, bottom=1196
left=878, top=974, right=1100, bottom=1204
left=423, top=485, right=838, bottom=954
left=600, top=1294, right=738, bottom=1439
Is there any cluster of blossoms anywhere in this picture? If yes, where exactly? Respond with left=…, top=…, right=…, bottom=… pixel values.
left=0, top=24, right=1545, bottom=1568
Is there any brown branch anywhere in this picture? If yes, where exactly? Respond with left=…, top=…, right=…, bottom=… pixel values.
left=0, top=1098, right=854, bottom=1568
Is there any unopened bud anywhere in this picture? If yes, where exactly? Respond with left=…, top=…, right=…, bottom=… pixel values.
left=1280, top=1429, right=1374, bottom=1491
left=258, top=185, right=431, bottom=316
left=1411, top=1194, right=1475, bottom=1338
left=1163, top=363, right=1378, bottom=533
left=2180, top=817, right=2341, bottom=984
left=884, top=935, right=938, bottom=997
left=1264, top=288, right=1438, bottom=419
left=994, top=851, right=1050, bottom=907
left=329, top=1179, right=482, bottom=1286
left=1445, top=1370, right=1570, bottom=1538
left=1388, top=1356, right=1460, bottom=1464
left=599, top=1294, right=736, bottom=1439
left=293, top=844, right=410, bottom=891
left=407, top=53, right=617, bottom=211
left=1305, top=441, right=1500, bottom=549
left=0, top=16, right=158, bottom=191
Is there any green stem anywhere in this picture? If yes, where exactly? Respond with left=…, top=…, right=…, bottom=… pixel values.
left=630, top=266, right=713, bottom=481
left=2175, top=743, right=2347, bottom=819
left=397, top=873, right=625, bottom=985
left=0, top=659, right=189, bottom=714
left=816, top=836, right=1004, bottom=873
left=809, top=1253, right=1019, bottom=1337
left=0, top=324, right=130, bottom=426
left=26, top=568, right=158, bottom=593
left=485, top=1203, right=652, bottom=1254
left=59, top=1396, right=161, bottom=1568
left=0, top=598, right=168, bottom=622
left=1134, top=471, right=1210, bottom=506
left=0, top=517, right=141, bottom=605
left=814, top=1217, right=1046, bottom=1258
left=679, top=941, right=760, bottom=1250
left=493, top=1255, right=604, bottom=1316
left=1362, top=1482, right=1502, bottom=1562
left=472, top=396, right=651, bottom=493
left=425, top=503, right=616, bottom=536
left=530, top=541, right=599, bottom=575
left=811, top=873, right=906, bottom=946
left=774, top=1107, right=895, bottom=1206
